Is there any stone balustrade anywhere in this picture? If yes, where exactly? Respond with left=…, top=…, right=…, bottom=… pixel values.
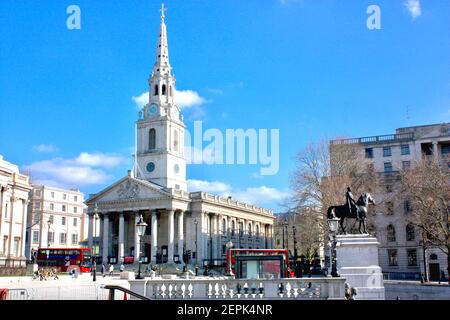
left=129, top=277, right=346, bottom=300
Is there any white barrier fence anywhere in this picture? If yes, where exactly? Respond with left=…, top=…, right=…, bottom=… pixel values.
left=130, top=277, right=346, bottom=300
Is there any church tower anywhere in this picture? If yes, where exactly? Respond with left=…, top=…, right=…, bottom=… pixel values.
left=136, top=2, right=187, bottom=191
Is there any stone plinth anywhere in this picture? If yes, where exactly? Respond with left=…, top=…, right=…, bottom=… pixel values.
left=336, top=234, right=385, bottom=300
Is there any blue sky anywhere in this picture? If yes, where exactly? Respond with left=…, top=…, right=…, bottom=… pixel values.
left=0, top=0, right=449, bottom=212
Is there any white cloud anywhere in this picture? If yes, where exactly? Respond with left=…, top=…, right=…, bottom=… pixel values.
left=404, top=0, right=421, bottom=19
left=23, top=152, right=126, bottom=188
left=187, top=179, right=290, bottom=209
left=74, top=152, right=124, bottom=168
left=132, top=89, right=206, bottom=109
left=32, top=144, right=57, bottom=153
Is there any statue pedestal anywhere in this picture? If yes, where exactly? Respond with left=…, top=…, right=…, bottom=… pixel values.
left=336, top=234, right=385, bottom=300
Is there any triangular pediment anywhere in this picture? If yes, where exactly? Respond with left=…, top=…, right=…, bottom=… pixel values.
left=86, top=176, right=171, bottom=204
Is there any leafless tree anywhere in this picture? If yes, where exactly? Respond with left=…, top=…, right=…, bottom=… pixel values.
left=290, top=140, right=378, bottom=234
left=401, top=158, right=450, bottom=283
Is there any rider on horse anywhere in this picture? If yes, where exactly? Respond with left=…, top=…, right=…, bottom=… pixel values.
left=345, top=187, right=358, bottom=217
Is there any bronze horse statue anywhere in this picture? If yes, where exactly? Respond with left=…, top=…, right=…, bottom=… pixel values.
left=327, top=193, right=375, bottom=234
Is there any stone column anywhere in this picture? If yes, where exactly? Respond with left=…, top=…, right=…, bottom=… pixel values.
left=102, top=214, right=109, bottom=263
left=88, top=213, right=94, bottom=250
left=167, top=209, right=175, bottom=263
left=433, top=142, right=439, bottom=158
left=20, top=199, right=28, bottom=258
left=118, top=212, right=125, bottom=263
left=134, top=212, right=140, bottom=263
left=178, top=211, right=184, bottom=262
left=151, top=211, right=158, bottom=264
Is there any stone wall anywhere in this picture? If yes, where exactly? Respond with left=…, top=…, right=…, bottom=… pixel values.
left=385, top=280, right=450, bottom=300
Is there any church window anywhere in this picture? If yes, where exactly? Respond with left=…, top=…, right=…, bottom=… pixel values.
left=174, top=130, right=179, bottom=152
left=162, top=84, right=167, bottom=96
left=154, top=85, right=159, bottom=96
left=149, top=129, right=156, bottom=150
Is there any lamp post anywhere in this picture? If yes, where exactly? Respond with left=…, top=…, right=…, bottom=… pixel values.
left=92, top=203, right=98, bottom=282
left=327, top=217, right=340, bottom=277
left=292, top=225, right=298, bottom=277
left=135, top=215, right=148, bottom=280
left=47, top=219, right=52, bottom=269
left=194, top=219, right=198, bottom=266
left=226, top=241, right=234, bottom=277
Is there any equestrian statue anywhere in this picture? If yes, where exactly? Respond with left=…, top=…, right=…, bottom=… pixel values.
left=327, top=187, right=375, bottom=234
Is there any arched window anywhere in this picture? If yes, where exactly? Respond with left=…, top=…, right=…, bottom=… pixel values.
left=248, top=223, right=252, bottom=236
left=256, top=225, right=260, bottom=237
left=154, top=85, right=159, bottom=96
left=162, top=84, right=167, bottom=96
left=222, top=219, right=226, bottom=234
left=231, top=221, right=235, bottom=236
left=387, top=224, right=396, bottom=242
left=406, top=224, right=415, bottom=241
left=430, top=253, right=438, bottom=260
left=174, top=130, right=179, bottom=152
left=239, top=222, right=244, bottom=236
left=149, top=129, right=156, bottom=150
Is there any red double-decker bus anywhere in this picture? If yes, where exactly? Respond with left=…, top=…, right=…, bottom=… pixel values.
left=225, top=249, right=293, bottom=279
left=36, top=248, right=92, bottom=273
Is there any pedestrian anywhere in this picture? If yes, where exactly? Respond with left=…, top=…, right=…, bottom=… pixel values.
left=101, top=263, right=106, bottom=278
left=109, top=264, right=114, bottom=277
left=120, top=263, right=125, bottom=273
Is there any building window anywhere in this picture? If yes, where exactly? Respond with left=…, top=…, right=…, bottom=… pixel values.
left=384, top=162, right=393, bottom=173
left=406, top=224, right=415, bottom=241
left=430, top=253, right=438, bottom=260
left=32, top=231, right=39, bottom=244
left=71, top=234, right=78, bottom=245
left=74, top=196, right=78, bottom=202
left=231, top=221, right=235, bottom=236
left=73, top=218, right=78, bottom=227
left=62, top=217, right=66, bottom=225
left=63, top=194, right=67, bottom=200
left=51, top=192, right=55, bottom=198
left=62, top=205, right=66, bottom=212
left=388, top=249, right=398, bottom=266
left=404, top=200, right=412, bottom=214
left=33, top=213, right=40, bottom=224
left=365, top=148, right=374, bottom=159
left=73, top=207, right=77, bottom=214
left=401, top=144, right=410, bottom=155
left=48, top=232, right=54, bottom=244
left=162, top=84, right=167, bottom=96
left=60, top=233, right=67, bottom=245
left=387, top=224, right=396, bottom=242
left=407, top=249, right=418, bottom=266
left=35, top=190, right=41, bottom=197
left=48, top=215, right=54, bottom=224
left=402, top=161, right=411, bottom=171
left=154, top=85, right=159, bottom=96
left=441, top=143, right=450, bottom=155
left=3, top=236, right=8, bottom=254
left=50, top=203, right=54, bottom=211
left=386, top=202, right=394, bottom=215
left=149, top=129, right=156, bottom=150
left=13, top=238, right=20, bottom=257
left=383, top=146, right=392, bottom=157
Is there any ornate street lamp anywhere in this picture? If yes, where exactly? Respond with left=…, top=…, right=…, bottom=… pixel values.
left=292, top=225, right=298, bottom=277
left=226, top=241, right=234, bottom=277
left=135, top=215, right=148, bottom=280
left=327, top=217, right=340, bottom=277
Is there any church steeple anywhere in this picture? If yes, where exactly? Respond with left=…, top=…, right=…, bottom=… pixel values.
left=146, top=1, right=178, bottom=116
left=135, top=1, right=186, bottom=191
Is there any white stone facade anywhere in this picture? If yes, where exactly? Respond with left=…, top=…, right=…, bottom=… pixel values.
left=85, top=5, right=275, bottom=266
left=0, top=155, right=31, bottom=269
left=331, top=123, right=450, bottom=280
left=25, top=185, right=86, bottom=259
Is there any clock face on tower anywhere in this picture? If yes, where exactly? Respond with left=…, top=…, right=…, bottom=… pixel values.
left=148, top=104, right=158, bottom=117
left=146, top=162, right=155, bottom=173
